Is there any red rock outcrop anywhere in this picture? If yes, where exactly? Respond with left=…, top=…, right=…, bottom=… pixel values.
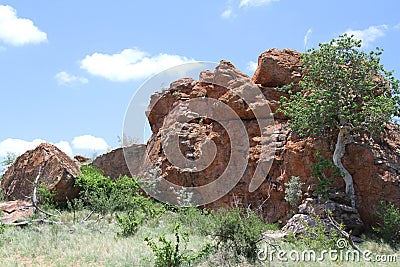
left=143, top=49, right=400, bottom=227
left=0, top=143, right=80, bottom=203
left=91, top=144, right=146, bottom=179
left=252, top=48, right=302, bottom=87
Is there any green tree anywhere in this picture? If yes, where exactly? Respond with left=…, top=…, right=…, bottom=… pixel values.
left=280, top=34, right=400, bottom=208
left=1, top=152, right=17, bottom=176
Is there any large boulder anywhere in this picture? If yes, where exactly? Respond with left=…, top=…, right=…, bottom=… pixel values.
left=0, top=143, right=80, bottom=203
left=142, top=49, right=400, bottom=227
left=252, top=48, right=302, bottom=87
left=91, top=144, right=146, bottom=179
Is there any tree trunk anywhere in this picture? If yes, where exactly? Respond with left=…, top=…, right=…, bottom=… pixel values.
left=333, top=127, right=356, bottom=208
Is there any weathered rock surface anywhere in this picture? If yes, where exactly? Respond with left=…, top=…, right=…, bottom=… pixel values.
left=297, top=198, right=364, bottom=235
left=281, top=214, right=333, bottom=235
left=282, top=197, right=365, bottom=238
left=0, top=143, right=80, bottom=203
left=0, top=200, right=34, bottom=223
left=252, top=48, right=302, bottom=87
left=91, top=144, right=146, bottom=179
left=143, top=49, right=400, bottom=227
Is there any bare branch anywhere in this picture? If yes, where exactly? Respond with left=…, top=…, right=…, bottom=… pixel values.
left=82, top=210, right=94, bottom=223
left=326, top=208, right=362, bottom=253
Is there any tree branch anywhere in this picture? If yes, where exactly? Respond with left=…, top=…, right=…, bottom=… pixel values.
left=326, top=208, right=362, bottom=253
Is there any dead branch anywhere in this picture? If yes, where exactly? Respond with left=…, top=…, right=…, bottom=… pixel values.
left=326, top=208, right=362, bottom=253
left=82, top=210, right=94, bottom=223
left=257, top=180, right=273, bottom=212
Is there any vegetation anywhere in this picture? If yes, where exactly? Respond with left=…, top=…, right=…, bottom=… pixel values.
left=0, top=152, right=17, bottom=184
left=373, top=201, right=400, bottom=248
left=311, top=151, right=341, bottom=201
left=145, top=222, right=212, bottom=267
left=0, top=163, right=398, bottom=265
left=284, top=176, right=304, bottom=210
left=280, top=34, right=400, bottom=208
left=286, top=214, right=342, bottom=252
left=36, top=183, right=56, bottom=209
left=209, top=207, right=279, bottom=264
left=75, top=166, right=142, bottom=215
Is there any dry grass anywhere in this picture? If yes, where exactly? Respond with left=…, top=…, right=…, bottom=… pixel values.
left=0, top=210, right=210, bottom=267
left=0, top=208, right=398, bottom=267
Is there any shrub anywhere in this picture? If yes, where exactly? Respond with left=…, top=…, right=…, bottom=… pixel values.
left=115, top=196, right=165, bottom=237
left=75, top=166, right=141, bottom=214
left=115, top=210, right=144, bottom=237
left=285, top=214, right=342, bottom=252
left=145, top=222, right=212, bottom=267
left=177, top=207, right=213, bottom=236
left=284, top=176, right=304, bottom=210
left=373, top=201, right=400, bottom=247
left=37, top=183, right=56, bottom=209
left=210, top=207, right=274, bottom=264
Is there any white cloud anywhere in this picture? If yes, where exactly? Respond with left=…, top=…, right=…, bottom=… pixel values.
left=246, top=61, right=258, bottom=73
left=80, top=48, right=195, bottom=82
left=394, top=23, right=400, bottom=30
left=304, top=28, right=312, bottom=48
left=72, top=135, right=109, bottom=151
left=0, top=138, right=73, bottom=158
left=0, top=138, right=45, bottom=157
left=55, top=71, right=88, bottom=86
left=345, top=24, right=388, bottom=47
left=239, top=0, right=279, bottom=8
left=0, top=5, right=47, bottom=46
left=54, top=141, right=73, bottom=156
left=221, top=7, right=234, bottom=19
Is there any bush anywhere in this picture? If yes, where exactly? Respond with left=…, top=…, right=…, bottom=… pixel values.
left=37, top=183, right=56, bottom=209
left=115, top=196, right=165, bottom=237
left=286, top=214, right=342, bottom=252
left=373, top=201, right=400, bottom=247
left=311, top=152, right=341, bottom=201
left=177, top=207, right=213, bottom=236
left=75, top=166, right=141, bottom=215
left=210, top=207, right=275, bottom=264
left=284, top=176, right=304, bottom=210
left=145, top=222, right=212, bottom=267
left=115, top=210, right=144, bottom=237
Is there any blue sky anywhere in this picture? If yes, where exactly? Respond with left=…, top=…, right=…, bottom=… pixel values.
left=0, top=0, right=399, bottom=160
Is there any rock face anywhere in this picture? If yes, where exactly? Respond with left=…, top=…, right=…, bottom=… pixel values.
left=143, top=49, right=400, bottom=227
left=0, top=143, right=80, bottom=203
left=91, top=144, right=146, bottom=179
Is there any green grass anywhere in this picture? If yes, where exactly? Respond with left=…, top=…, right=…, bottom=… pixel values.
left=0, top=209, right=212, bottom=267
left=0, top=206, right=398, bottom=267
